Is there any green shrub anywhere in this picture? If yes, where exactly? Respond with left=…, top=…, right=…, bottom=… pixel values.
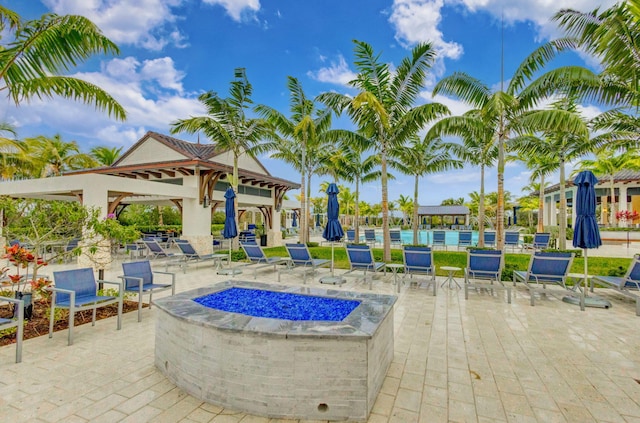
left=306, top=242, right=319, bottom=248
left=501, top=263, right=518, bottom=281
left=608, top=266, right=627, bottom=276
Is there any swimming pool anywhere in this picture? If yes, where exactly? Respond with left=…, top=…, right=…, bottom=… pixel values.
left=364, top=229, right=481, bottom=245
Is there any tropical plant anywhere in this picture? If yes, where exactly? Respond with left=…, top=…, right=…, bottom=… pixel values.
left=390, top=136, right=462, bottom=244
left=256, top=76, right=331, bottom=244
left=319, top=40, right=449, bottom=261
left=396, top=194, right=413, bottom=227
left=0, top=6, right=126, bottom=119
left=171, top=68, right=272, bottom=248
left=24, top=134, right=97, bottom=177
left=90, top=146, right=123, bottom=166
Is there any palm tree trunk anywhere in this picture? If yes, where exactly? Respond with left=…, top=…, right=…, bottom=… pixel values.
left=413, top=174, right=419, bottom=244
left=496, top=129, right=505, bottom=249
left=306, top=172, right=312, bottom=243
left=232, top=155, right=240, bottom=251
left=558, top=153, right=567, bottom=249
left=537, top=175, right=545, bottom=233
left=381, top=145, right=391, bottom=262
left=355, top=178, right=360, bottom=241
left=299, top=171, right=306, bottom=244
left=478, top=164, right=486, bottom=247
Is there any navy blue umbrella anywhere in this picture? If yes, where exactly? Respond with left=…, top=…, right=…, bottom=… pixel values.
left=315, top=213, right=321, bottom=228
left=322, top=183, right=344, bottom=278
left=221, top=187, right=238, bottom=272
left=572, top=170, right=602, bottom=309
left=292, top=211, right=297, bottom=227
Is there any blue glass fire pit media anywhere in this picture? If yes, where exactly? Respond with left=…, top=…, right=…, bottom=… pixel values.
left=194, top=287, right=360, bottom=321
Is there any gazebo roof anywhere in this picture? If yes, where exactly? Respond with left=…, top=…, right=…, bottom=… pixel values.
left=417, top=205, right=469, bottom=216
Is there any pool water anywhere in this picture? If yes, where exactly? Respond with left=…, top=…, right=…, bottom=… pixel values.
left=194, top=287, right=361, bottom=321
left=365, top=230, right=481, bottom=245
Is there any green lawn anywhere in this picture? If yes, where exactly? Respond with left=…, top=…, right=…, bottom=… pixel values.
left=261, top=246, right=631, bottom=282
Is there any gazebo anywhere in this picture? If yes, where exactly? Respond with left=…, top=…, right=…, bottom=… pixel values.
left=417, top=205, right=470, bottom=228
left=0, top=131, right=299, bottom=265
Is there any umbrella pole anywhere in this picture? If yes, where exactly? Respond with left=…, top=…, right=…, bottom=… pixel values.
left=331, top=241, right=335, bottom=277
left=581, top=248, right=587, bottom=311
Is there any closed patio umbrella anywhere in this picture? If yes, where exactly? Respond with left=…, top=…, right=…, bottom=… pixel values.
left=315, top=213, right=321, bottom=228
left=218, top=187, right=241, bottom=275
left=320, top=183, right=345, bottom=284
left=292, top=211, right=297, bottom=227
left=564, top=171, right=609, bottom=309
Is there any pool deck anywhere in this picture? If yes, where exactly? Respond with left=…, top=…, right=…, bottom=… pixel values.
left=2, top=243, right=640, bottom=422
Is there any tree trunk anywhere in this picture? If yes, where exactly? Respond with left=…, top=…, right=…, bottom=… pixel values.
left=232, top=155, right=240, bottom=251
left=610, top=177, right=617, bottom=226
left=354, top=178, right=360, bottom=242
left=306, top=172, right=312, bottom=243
left=381, top=144, right=390, bottom=262
left=558, top=153, right=567, bottom=249
left=496, top=128, right=505, bottom=250
left=413, top=174, right=419, bottom=245
left=537, top=175, right=545, bottom=233
left=478, top=164, right=486, bottom=247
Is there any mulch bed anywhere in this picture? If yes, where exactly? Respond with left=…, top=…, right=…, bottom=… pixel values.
left=0, top=299, right=146, bottom=347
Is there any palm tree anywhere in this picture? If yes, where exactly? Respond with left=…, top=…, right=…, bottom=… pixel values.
left=0, top=6, right=125, bottom=120
left=338, top=186, right=355, bottom=226
left=391, top=136, right=463, bottom=244
left=396, top=194, right=413, bottom=227
left=171, top=68, right=272, bottom=248
left=511, top=147, right=555, bottom=232
left=25, top=134, right=97, bottom=177
left=319, top=40, right=449, bottom=261
left=574, top=148, right=640, bottom=226
left=91, top=146, right=123, bottom=166
left=256, top=76, right=331, bottom=244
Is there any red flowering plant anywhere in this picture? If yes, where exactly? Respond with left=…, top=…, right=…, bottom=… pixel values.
left=615, top=210, right=639, bottom=223
left=2, top=244, right=48, bottom=294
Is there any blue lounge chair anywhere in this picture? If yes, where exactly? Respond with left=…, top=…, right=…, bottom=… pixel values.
left=345, top=244, right=386, bottom=289
left=523, top=232, right=551, bottom=251
left=483, top=231, right=496, bottom=247
left=49, top=268, right=123, bottom=345
left=457, top=231, right=473, bottom=250
left=402, top=246, right=436, bottom=295
left=278, top=243, right=331, bottom=283
left=346, top=229, right=356, bottom=243
left=592, top=255, right=640, bottom=316
left=513, top=252, right=574, bottom=306
left=175, top=239, right=228, bottom=271
left=464, top=249, right=510, bottom=303
left=241, top=243, right=290, bottom=279
left=390, top=230, right=403, bottom=247
left=364, top=229, right=377, bottom=247
left=143, top=239, right=176, bottom=260
left=120, top=260, right=176, bottom=322
left=0, top=296, right=24, bottom=362
left=432, top=230, right=447, bottom=250
left=504, top=231, right=521, bottom=252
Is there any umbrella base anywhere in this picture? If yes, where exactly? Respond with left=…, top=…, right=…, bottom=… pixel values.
left=562, top=294, right=612, bottom=309
left=217, top=268, right=243, bottom=276
left=319, top=275, right=346, bottom=285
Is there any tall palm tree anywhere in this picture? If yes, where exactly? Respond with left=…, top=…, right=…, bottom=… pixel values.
left=391, top=136, right=462, bottom=244
left=171, top=68, right=272, bottom=248
left=0, top=6, right=125, bottom=120
left=338, top=186, right=355, bottom=226
left=25, top=134, right=97, bottom=177
left=256, top=76, right=331, bottom=244
left=396, top=194, right=413, bottom=227
left=319, top=40, right=449, bottom=261
left=90, top=146, right=123, bottom=166
left=574, top=148, right=640, bottom=226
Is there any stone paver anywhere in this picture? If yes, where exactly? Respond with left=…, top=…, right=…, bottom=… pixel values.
left=2, top=248, right=640, bottom=422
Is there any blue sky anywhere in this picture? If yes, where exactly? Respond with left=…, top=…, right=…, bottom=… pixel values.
left=0, top=0, right=616, bottom=205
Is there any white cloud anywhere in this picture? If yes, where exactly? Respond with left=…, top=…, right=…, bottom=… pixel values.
left=0, top=56, right=204, bottom=147
left=308, top=55, right=357, bottom=86
left=43, top=0, right=186, bottom=51
left=389, top=0, right=463, bottom=60
left=202, top=0, right=261, bottom=22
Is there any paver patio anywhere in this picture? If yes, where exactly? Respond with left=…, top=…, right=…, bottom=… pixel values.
left=2, top=254, right=640, bottom=422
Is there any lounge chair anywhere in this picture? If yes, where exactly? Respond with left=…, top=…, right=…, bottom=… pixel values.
left=483, top=231, right=496, bottom=247
left=432, top=230, right=447, bottom=250
left=49, top=268, right=123, bottom=345
left=523, top=232, right=551, bottom=251
left=119, top=260, right=176, bottom=322
left=143, top=239, right=176, bottom=260
left=513, top=252, right=574, bottom=306
left=0, top=296, right=24, bottom=362
left=458, top=231, right=473, bottom=250
left=175, top=239, right=228, bottom=271
left=592, top=255, right=640, bottom=316
left=390, top=230, right=403, bottom=247
left=364, top=229, right=377, bottom=247
left=504, top=231, right=521, bottom=252
left=240, top=243, right=290, bottom=279
left=464, top=249, right=510, bottom=303
left=278, top=243, right=331, bottom=283
left=346, top=229, right=356, bottom=243
left=345, top=244, right=386, bottom=289
left=402, top=246, right=436, bottom=295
